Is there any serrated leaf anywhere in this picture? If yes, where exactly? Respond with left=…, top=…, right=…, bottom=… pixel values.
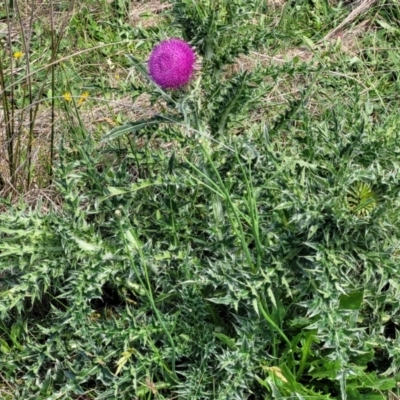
left=206, top=297, right=233, bottom=306
left=106, top=187, right=129, bottom=196
left=74, top=237, right=101, bottom=253
left=267, top=287, right=277, bottom=308
left=273, top=202, right=293, bottom=210
left=100, top=117, right=164, bottom=143
left=253, top=298, right=259, bottom=316
left=100, top=178, right=161, bottom=202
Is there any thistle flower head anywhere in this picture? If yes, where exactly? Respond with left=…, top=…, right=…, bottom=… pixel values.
left=148, top=38, right=196, bottom=90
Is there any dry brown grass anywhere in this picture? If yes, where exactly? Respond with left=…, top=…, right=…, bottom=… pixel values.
left=0, top=0, right=77, bottom=206
left=129, top=0, right=171, bottom=28
left=389, top=390, right=400, bottom=400
left=322, top=0, right=377, bottom=41
left=0, top=1, right=171, bottom=205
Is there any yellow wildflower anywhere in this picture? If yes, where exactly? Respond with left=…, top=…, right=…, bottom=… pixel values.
left=77, top=91, right=89, bottom=105
left=63, top=92, right=72, bottom=102
left=13, top=51, right=24, bottom=59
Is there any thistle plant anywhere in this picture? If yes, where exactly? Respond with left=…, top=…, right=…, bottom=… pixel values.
left=1, top=0, right=400, bottom=399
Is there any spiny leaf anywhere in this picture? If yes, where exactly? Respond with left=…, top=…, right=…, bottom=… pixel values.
left=100, top=115, right=178, bottom=143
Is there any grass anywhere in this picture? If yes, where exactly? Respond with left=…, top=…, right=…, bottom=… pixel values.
left=1, top=0, right=400, bottom=399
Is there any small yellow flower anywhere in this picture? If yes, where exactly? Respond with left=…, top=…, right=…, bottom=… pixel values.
left=77, top=91, right=89, bottom=105
left=63, top=92, right=72, bottom=102
left=13, top=51, right=24, bottom=59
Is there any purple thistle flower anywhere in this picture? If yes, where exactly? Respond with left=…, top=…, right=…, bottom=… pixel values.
left=148, top=38, right=196, bottom=90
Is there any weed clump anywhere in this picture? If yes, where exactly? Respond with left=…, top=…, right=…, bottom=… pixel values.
left=1, top=0, right=400, bottom=399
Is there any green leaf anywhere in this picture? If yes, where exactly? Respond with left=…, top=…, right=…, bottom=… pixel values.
left=100, top=178, right=162, bottom=202
left=136, top=381, right=170, bottom=396
left=376, top=19, right=399, bottom=33
left=114, top=348, right=135, bottom=376
left=206, top=296, right=233, bottom=306
left=73, top=237, right=101, bottom=253
left=214, top=332, right=236, bottom=350
left=100, top=116, right=172, bottom=143
left=309, top=360, right=341, bottom=380
left=346, top=388, right=386, bottom=400
left=349, top=349, right=374, bottom=366
left=0, top=338, right=10, bottom=353
left=106, top=187, right=130, bottom=196
left=301, top=35, right=315, bottom=49
left=273, top=202, right=293, bottom=210
left=339, top=291, right=364, bottom=310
